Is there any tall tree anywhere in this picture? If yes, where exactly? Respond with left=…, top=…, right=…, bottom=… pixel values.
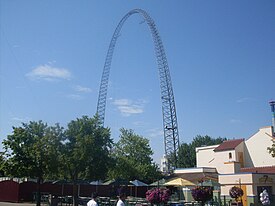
left=2, top=121, right=63, bottom=206
left=108, top=128, right=162, bottom=183
left=178, top=135, right=226, bottom=168
left=60, top=115, right=113, bottom=206
left=177, top=143, right=193, bottom=168
left=0, top=152, right=4, bottom=176
left=267, top=139, right=275, bottom=157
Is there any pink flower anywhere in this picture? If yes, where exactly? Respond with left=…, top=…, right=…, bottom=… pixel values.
left=146, top=188, right=171, bottom=204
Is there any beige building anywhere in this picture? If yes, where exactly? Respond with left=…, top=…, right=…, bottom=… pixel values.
left=196, top=126, right=274, bottom=171
left=194, top=126, right=275, bottom=206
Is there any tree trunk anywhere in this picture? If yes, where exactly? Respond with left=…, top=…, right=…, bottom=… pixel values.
left=36, top=176, right=42, bottom=206
left=72, top=178, right=78, bottom=206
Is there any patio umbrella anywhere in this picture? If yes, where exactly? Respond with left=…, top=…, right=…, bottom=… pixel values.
left=164, top=178, right=195, bottom=186
left=201, top=179, right=220, bottom=190
left=52, top=179, right=71, bottom=196
left=130, top=180, right=148, bottom=187
left=150, top=178, right=166, bottom=186
left=90, top=180, right=103, bottom=192
left=74, top=180, right=90, bottom=197
left=130, top=180, right=148, bottom=197
left=164, top=178, right=195, bottom=201
left=103, top=178, right=130, bottom=186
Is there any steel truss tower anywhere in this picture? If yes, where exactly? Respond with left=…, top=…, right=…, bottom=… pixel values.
left=97, top=9, right=180, bottom=170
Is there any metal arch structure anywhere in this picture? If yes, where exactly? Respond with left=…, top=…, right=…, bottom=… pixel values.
left=97, top=9, right=180, bottom=170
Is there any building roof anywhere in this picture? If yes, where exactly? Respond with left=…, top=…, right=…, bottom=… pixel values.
left=214, top=139, right=244, bottom=152
left=240, top=166, right=275, bottom=174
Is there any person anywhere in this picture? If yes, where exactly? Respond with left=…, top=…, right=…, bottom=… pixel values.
left=116, top=193, right=126, bottom=206
left=87, top=192, right=99, bottom=206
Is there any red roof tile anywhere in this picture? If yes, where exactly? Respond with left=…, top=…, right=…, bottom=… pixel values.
left=240, top=166, right=275, bottom=174
left=214, top=139, right=244, bottom=152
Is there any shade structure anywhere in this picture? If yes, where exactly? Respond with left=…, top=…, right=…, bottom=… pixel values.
left=52, top=179, right=71, bottom=196
left=90, top=180, right=103, bottom=192
left=130, top=180, right=148, bottom=187
left=164, top=178, right=195, bottom=186
left=74, top=180, right=90, bottom=197
left=164, top=178, right=195, bottom=201
left=103, top=178, right=130, bottom=186
left=201, top=179, right=220, bottom=190
left=150, top=178, right=166, bottom=186
left=130, top=180, right=148, bottom=197
left=52, top=179, right=71, bottom=185
left=90, top=180, right=103, bottom=185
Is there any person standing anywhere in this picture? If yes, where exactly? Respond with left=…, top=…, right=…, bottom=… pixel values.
left=87, top=192, right=99, bottom=206
left=116, top=193, right=126, bottom=206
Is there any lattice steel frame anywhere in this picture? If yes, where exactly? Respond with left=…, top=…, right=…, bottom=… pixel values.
left=97, top=9, right=180, bottom=170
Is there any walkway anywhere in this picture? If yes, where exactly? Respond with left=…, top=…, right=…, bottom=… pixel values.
left=0, top=203, right=36, bottom=206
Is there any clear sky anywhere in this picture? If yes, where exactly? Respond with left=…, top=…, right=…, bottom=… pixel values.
left=1, top=0, right=274, bottom=163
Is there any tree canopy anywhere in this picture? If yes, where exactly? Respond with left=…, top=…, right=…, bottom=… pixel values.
left=60, top=115, right=113, bottom=181
left=1, top=117, right=163, bottom=205
left=2, top=121, right=64, bottom=206
left=178, top=135, right=226, bottom=168
left=2, top=121, right=63, bottom=179
left=267, top=139, right=275, bottom=158
left=108, top=128, right=162, bottom=183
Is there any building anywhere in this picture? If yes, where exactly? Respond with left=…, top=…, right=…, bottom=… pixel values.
left=169, top=102, right=275, bottom=205
left=194, top=126, right=275, bottom=206
left=160, top=155, right=169, bottom=174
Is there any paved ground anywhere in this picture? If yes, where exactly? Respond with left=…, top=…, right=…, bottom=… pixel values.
left=0, top=202, right=38, bottom=206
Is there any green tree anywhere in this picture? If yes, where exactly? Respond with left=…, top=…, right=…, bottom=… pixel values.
left=267, top=139, right=275, bottom=157
left=177, top=143, right=193, bottom=168
left=108, top=128, right=162, bottom=183
left=178, top=135, right=226, bottom=168
left=2, top=121, right=63, bottom=206
left=0, top=152, right=5, bottom=176
left=60, top=115, right=113, bottom=206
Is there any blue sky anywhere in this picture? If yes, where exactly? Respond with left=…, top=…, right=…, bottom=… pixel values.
left=1, top=1, right=275, bottom=163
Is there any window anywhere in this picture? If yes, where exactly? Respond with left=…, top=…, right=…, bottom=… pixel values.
left=229, top=152, right=232, bottom=159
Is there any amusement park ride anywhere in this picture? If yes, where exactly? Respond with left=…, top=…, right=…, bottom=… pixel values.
left=96, top=9, right=180, bottom=172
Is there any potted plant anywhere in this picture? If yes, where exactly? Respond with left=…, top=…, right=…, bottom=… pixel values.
left=260, top=189, right=270, bottom=206
left=191, top=186, right=213, bottom=206
left=146, top=188, right=171, bottom=205
left=229, top=186, right=243, bottom=206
